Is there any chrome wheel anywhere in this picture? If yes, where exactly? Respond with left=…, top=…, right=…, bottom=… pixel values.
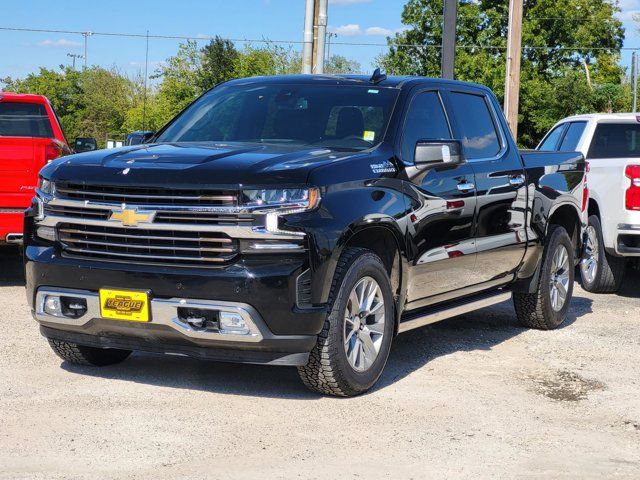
left=549, top=244, right=571, bottom=312
left=343, top=276, right=385, bottom=372
left=580, top=225, right=599, bottom=284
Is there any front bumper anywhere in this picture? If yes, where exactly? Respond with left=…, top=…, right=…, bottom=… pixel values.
left=35, top=287, right=315, bottom=366
left=26, top=245, right=326, bottom=366
left=0, top=210, right=24, bottom=243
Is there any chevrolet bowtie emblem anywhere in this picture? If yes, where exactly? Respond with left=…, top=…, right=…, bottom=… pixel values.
left=109, top=206, right=156, bottom=227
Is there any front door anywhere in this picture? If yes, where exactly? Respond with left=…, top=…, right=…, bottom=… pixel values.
left=401, top=90, right=478, bottom=307
left=446, top=89, right=527, bottom=284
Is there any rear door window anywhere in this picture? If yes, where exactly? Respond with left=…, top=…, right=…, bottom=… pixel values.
left=448, top=92, right=501, bottom=159
left=558, top=122, right=587, bottom=151
left=587, top=123, right=640, bottom=158
left=538, top=124, right=567, bottom=151
left=0, top=102, right=53, bottom=138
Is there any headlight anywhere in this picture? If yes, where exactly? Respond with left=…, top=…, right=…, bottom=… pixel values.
left=38, top=177, right=54, bottom=196
left=241, top=187, right=320, bottom=213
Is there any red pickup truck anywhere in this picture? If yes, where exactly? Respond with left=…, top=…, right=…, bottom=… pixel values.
left=0, top=93, right=70, bottom=244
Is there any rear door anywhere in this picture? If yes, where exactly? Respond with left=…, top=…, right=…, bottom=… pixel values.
left=445, top=89, right=527, bottom=285
left=0, top=101, right=53, bottom=208
left=402, top=89, right=478, bottom=307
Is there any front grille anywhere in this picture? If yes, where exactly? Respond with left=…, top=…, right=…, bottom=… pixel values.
left=44, top=204, right=110, bottom=221
left=58, top=223, right=238, bottom=266
left=55, top=182, right=238, bottom=207
left=44, top=203, right=252, bottom=226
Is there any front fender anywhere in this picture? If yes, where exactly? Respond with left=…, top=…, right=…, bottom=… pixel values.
left=285, top=179, right=409, bottom=305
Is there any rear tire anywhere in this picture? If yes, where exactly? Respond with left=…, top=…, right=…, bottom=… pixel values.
left=580, top=215, right=626, bottom=293
left=298, top=248, right=395, bottom=397
left=514, top=225, right=574, bottom=330
left=48, top=339, right=132, bottom=366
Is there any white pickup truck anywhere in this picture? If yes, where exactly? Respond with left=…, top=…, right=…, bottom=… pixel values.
left=538, top=114, right=640, bottom=293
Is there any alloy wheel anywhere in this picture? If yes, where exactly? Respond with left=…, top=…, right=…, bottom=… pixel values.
left=549, top=244, right=571, bottom=312
left=343, top=276, right=385, bottom=372
left=580, top=225, right=599, bottom=284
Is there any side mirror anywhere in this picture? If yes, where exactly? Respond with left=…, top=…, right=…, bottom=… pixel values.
left=414, top=140, right=464, bottom=168
left=126, top=131, right=156, bottom=146
left=74, top=137, right=98, bottom=153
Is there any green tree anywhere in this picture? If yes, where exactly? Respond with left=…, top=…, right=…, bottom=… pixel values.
left=198, top=36, right=239, bottom=90
left=380, top=0, right=626, bottom=146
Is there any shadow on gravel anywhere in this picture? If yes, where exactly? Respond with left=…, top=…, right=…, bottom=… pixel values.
left=0, top=246, right=24, bottom=287
left=60, top=296, right=593, bottom=399
left=617, top=266, right=640, bottom=299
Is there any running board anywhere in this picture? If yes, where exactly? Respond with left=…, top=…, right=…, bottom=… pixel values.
left=398, top=290, right=512, bottom=334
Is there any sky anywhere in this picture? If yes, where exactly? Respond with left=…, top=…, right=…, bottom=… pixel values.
left=1, top=0, right=640, bottom=82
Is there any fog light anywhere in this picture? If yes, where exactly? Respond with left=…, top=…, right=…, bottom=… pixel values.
left=36, top=226, right=56, bottom=242
left=43, top=295, right=63, bottom=317
left=219, top=312, right=250, bottom=335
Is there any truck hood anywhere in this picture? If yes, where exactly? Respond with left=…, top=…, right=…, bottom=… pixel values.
left=42, top=142, right=361, bottom=187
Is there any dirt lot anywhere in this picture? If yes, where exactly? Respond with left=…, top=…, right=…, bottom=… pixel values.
left=1, top=246, right=639, bottom=479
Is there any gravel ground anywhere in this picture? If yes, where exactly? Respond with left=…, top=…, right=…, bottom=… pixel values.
left=1, top=246, right=639, bottom=479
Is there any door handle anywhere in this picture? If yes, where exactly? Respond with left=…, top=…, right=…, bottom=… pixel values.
left=456, top=182, right=475, bottom=192
left=509, top=174, right=526, bottom=186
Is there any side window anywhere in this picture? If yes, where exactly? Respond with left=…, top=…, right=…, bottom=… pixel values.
left=558, top=121, right=587, bottom=151
left=401, top=91, right=451, bottom=163
left=448, top=92, right=501, bottom=159
left=538, top=124, right=566, bottom=151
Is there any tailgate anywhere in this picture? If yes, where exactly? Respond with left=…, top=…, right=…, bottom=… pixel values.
left=0, top=136, right=37, bottom=208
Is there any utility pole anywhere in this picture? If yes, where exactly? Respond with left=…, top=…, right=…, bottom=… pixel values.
left=303, top=0, right=328, bottom=74
left=67, top=53, right=84, bottom=70
left=302, top=0, right=314, bottom=74
left=82, top=32, right=93, bottom=70
left=503, top=0, right=524, bottom=140
left=633, top=52, right=638, bottom=113
left=314, top=0, right=328, bottom=74
left=441, top=0, right=457, bottom=79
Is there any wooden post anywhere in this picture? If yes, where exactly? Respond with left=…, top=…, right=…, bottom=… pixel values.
left=441, top=0, right=457, bottom=79
left=504, top=0, right=523, bottom=141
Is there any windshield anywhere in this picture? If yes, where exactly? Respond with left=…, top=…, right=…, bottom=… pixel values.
left=156, top=84, right=399, bottom=151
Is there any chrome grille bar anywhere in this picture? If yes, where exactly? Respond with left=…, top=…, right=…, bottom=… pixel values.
left=62, top=247, right=228, bottom=263
left=58, top=227, right=233, bottom=243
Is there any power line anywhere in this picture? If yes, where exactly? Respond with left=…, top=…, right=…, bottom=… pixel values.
left=0, top=25, right=636, bottom=53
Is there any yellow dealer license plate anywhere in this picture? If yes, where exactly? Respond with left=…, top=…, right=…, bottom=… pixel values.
left=99, top=289, right=149, bottom=322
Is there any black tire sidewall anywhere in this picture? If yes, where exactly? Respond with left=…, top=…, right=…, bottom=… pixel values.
left=328, top=252, right=395, bottom=392
left=539, top=226, right=575, bottom=328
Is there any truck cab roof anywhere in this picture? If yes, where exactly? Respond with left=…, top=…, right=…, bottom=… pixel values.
left=223, top=74, right=493, bottom=92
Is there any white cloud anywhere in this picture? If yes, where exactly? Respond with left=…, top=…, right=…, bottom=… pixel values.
left=365, top=26, right=394, bottom=36
left=329, top=25, right=406, bottom=37
left=617, top=0, right=640, bottom=22
left=37, top=39, right=81, bottom=48
left=329, top=24, right=363, bottom=36
left=329, top=0, right=371, bottom=5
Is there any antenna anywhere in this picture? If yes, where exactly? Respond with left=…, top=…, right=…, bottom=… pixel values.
left=370, top=68, right=387, bottom=85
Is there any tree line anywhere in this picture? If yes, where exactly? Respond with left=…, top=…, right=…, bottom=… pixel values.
left=1, top=38, right=360, bottom=147
left=379, top=0, right=630, bottom=146
left=0, top=0, right=633, bottom=148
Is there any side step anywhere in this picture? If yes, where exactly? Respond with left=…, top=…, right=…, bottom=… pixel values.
left=398, top=290, right=512, bottom=334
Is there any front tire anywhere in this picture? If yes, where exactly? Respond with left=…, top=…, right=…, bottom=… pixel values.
left=48, top=339, right=132, bottom=366
left=580, top=215, right=626, bottom=293
left=298, top=248, right=395, bottom=396
left=514, top=225, right=575, bottom=330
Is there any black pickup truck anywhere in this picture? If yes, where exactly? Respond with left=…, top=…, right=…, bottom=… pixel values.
left=24, top=74, right=587, bottom=396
